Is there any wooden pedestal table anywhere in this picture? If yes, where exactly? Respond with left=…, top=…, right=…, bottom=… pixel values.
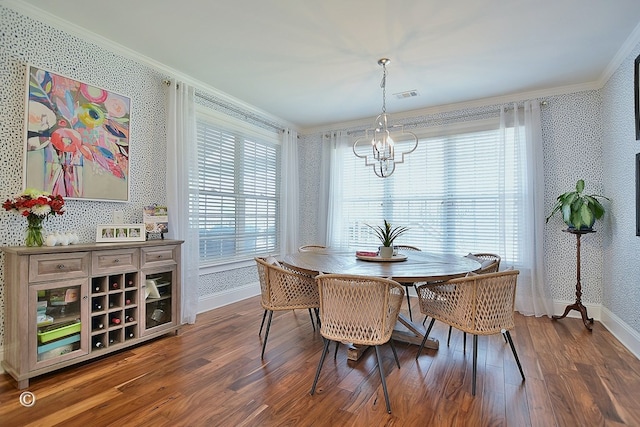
left=552, top=228, right=595, bottom=330
left=282, top=249, right=481, bottom=361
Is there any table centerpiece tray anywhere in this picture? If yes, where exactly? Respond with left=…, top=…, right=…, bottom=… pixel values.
left=355, top=253, right=408, bottom=262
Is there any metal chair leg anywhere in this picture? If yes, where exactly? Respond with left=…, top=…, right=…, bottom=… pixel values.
left=505, top=330, right=525, bottom=381
left=389, top=339, right=400, bottom=369
left=416, top=318, right=436, bottom=359
left=310, top=338, right=331, bottom=395
left=472, top=334, right=478, bottom=395
left=404, top=284, right=413, bottom=321
left=314, top=307, right=321, bottom=328
left=308, top=308, right=316, bottom=332
left=261, top=310, right=273, bottom=359
left=463, top=332, right=467, bottom=353
left=259, top=309, right=267, bottom=335
left=374, top=345, right=392, bottom=414
left=334, top=340, right=340, bottom=359
left=447, top=326, right=452, bottom=346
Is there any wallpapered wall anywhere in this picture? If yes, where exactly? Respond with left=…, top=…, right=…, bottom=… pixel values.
left=601, top=42, right=640, bottom=332
left=0, top=6, right=263, bottom=349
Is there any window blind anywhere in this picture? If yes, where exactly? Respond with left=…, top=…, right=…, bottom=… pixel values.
left=334, top=123, right=524, bottom=264
left=195, top=114, right=280, bottom=265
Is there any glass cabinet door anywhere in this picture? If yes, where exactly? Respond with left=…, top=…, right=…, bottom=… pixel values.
left=141, top=267, right=176, bottom=335
left=29, top=278, right=88, bottom=370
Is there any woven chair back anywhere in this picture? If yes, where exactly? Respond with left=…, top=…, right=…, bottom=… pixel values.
left=417, top=269, right=519, bottom=335
left=473, top=253, right=501, bottom=274
left=298, top=245, right=327, bottom=252
left=316, top=274, right=404, bottom=346
left=255, top=257, right=319, bottom=311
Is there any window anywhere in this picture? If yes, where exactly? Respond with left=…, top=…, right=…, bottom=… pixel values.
left=331, top=119, right=526, bottom=266
left=195, top=108, right=281, bottom=265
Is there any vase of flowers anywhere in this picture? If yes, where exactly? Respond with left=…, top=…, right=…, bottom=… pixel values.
left=366, top=220, right=409, bottom=258
left=3, top=188, right=65, bottom=246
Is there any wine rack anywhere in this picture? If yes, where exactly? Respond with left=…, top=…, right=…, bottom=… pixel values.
left=2, top=240, right=182, bottom=389
left=90, top=272, right=139, bottom=350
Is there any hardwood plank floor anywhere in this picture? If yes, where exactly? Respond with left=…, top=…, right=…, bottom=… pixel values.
left=2, top=296, right=640, bottom=426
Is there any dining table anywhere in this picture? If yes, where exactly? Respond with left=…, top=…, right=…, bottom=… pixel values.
left=282, top=248, right=481, bottom=361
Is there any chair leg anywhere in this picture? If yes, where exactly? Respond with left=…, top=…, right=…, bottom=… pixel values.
left=505, top=330, right=525, bottom=381
left=334, top=340, right=340, bottom=359
left=416, top=318, right=436, bottom=359
left=259, top=309, right=267, bottom=336
left=261, top=310, right=273, bottom=359
left=314, top=307, right=321, bottom=328
left=374, top=345, right=392, bottom=414
left=472, top=334, right=478, bottom=396
left=447, top=326, right=452, bottom=346
left=310, top=338, right=331, bottom=395
left=463, top=332, right=467, bottom=353
left=404, top=285, right=413, bottom=321
left=389, top=339, right=400, bottom=369
left=308, top=308, right=316, bottom=332
left=422, top=315, right=428, bottom=326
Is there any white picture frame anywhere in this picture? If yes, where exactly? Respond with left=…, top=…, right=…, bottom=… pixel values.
left=96, top=224, right=145, bottom=242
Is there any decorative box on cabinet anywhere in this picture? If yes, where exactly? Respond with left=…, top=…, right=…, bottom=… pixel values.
left=1, top=239, right=183, bottom=389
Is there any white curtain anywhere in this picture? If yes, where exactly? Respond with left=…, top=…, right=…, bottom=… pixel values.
left=504, top=101, right=553, bottom=317
left=280, top=129, right=300, bottom=254
left=326, top=131, right=349, bottom=246
left=166, top=80, right=199, bottom=324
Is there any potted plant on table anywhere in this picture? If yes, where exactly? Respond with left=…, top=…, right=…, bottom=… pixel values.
left=366, top=220, right=409, bottom=258
left=545, top=179, right=609, bottom=231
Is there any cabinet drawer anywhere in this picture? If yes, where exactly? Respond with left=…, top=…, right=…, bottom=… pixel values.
left=29, top=252, right=90, bottom=283
left=141, top=245, right=179, bottom=268
left=92, top=249, right=139, bottom=275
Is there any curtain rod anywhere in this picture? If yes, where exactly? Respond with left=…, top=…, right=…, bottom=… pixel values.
left=163, top=79, right=285, bottom=133
left=338, top=100, right=548, bottom=137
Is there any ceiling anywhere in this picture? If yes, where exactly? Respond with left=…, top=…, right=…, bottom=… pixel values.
left=11, top=0, right=640, bottom=130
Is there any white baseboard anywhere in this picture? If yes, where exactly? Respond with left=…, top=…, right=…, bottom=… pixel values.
left=600, top=307, right=640, bottom=360
left=552, top=299, right=601, bottom=321
left=552, top=300, right=640, bottom=360
left=197, top=281, right=260, bottom=314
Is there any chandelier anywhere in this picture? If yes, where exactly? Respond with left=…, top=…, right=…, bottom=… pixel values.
left=353, top=58, right=418, bottom=178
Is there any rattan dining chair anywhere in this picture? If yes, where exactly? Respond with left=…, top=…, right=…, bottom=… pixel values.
left=394, top=245, right=422, bottom=321
left=415, top=269, right=524, bottom=395
left=255, top=257, right=320, bottom=359
left=298, top=244, right=327, bottom=252
left=310, top=274, right=404, bottom=414
left=444, top=253, right=502, bottom=348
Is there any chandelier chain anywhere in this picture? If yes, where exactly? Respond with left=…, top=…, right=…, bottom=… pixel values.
left=380, top=63, right=387, bottom=114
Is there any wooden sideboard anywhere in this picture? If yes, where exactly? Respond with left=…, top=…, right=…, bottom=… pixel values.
left=2, top=239, right=183, bottom=389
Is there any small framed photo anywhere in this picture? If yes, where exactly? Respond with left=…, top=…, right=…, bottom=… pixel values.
left=96, top=224, right=145, bottom=242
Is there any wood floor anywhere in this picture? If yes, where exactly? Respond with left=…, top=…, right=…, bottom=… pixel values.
left=2, top=296, right=640, bottom=426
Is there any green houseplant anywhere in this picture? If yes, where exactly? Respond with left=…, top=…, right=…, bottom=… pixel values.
left=546, top=179, right=609, bottom=230
left=367, top=220, right=409, bottom=257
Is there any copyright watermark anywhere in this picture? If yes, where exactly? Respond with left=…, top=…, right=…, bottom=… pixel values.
left=19, top=391, right=36, bottom=407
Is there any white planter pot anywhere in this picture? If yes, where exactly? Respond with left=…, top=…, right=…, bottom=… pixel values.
left=379, top=246, right=394, bottom=258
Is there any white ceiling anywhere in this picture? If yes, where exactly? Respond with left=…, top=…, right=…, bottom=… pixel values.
left=10, top=0, right=640, bottom=130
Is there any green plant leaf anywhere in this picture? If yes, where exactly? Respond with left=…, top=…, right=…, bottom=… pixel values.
left=576, top=179, right=585, bottom=193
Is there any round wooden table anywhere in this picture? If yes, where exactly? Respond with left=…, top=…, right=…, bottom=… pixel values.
left=282, top=248, right=481, bottom=359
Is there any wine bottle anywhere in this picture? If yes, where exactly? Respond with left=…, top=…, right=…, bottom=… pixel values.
left=125, top=299, right=131, bottom=305
left=111, top=316, right=121, bottom=325
left=128, top=280, right=134, bottom=286
left=93, top=319, right=104, bottom=330
left=94, top=340, right=103, bottom=349
left=127, top=332, right=134, bottom=339
left=94, top=285, right=101, bottom=292
left=125, top=315, right=134, bottom=322
left=111, top=282, right=119, bottom=289
left=93, top=302, right=102, bottom=310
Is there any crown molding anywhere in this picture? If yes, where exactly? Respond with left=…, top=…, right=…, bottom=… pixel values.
left=2, top=0, right=296, bottom=131
left=599, top=19, right=640, bottom=86
left=301, top=80, right=601, bottom=135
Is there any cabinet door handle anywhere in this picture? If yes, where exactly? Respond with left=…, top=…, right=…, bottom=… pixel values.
left=57, top=264, right=65, bottom=269
left=157, top=255, right=162, bottom=259
left=114, top=259, right=120, bottom=263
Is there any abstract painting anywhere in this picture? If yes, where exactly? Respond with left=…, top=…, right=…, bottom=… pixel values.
left=24, top=65, right=130, bottom=201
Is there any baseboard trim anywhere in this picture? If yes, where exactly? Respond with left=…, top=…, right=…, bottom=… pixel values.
left=197, top=282, right=260, bottom=314
left=600, top=307, right=640, bottom=360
